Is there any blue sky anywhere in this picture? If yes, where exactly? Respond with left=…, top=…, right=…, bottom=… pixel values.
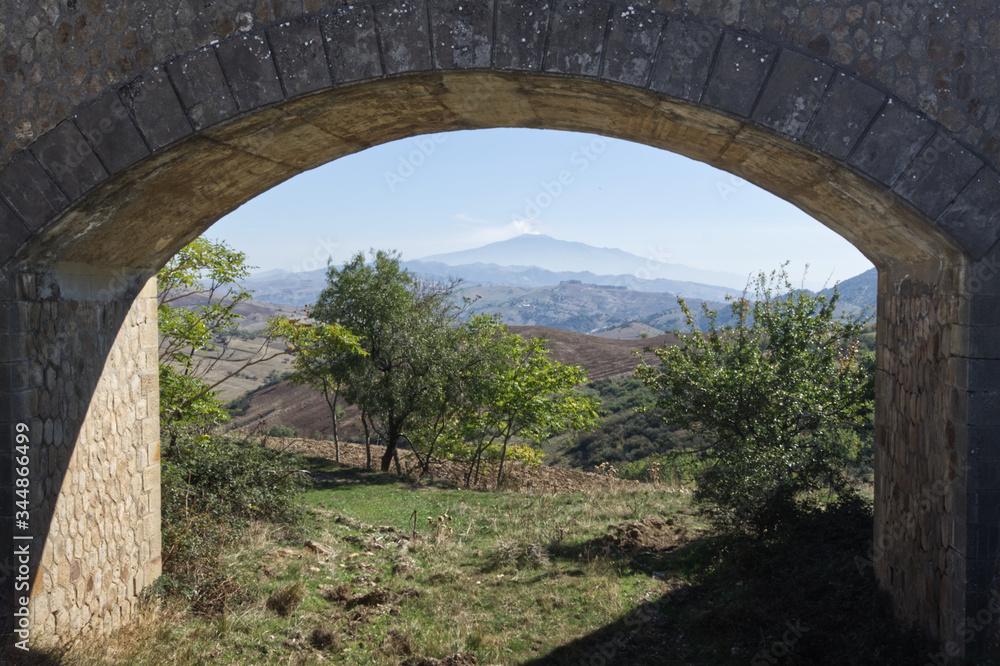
left=209, top=128, right=874, bottom=290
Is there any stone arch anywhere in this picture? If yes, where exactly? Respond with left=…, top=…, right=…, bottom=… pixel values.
left=1, top=0, right=999, bottom=659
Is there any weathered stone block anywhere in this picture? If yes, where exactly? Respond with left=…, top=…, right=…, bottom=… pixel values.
left=72, top=92, right=151, bottom=177
left=321, top=4, right=383, bottom=83
left=601, top=6, right=666, bottom=87
left=703, top=33, right=778, bottom=117
left=0, top=152, right=69, bottom=233
left=374, top=0, right=433, bottom=75
left=269, top=19, right=332, bottom=98
left=216, top=34, right=285, bottom=112
left=849, top=100, right=936, bottom=187
left=494, top=0, right=551, bottom=71
left=0, top=198, right=30, bottom=263
left=29, top=121, right=109, bottom=201
left=937, top=169, right=1000, bottom=261
left=118, top=67, right=194, bottom=151
left=544, top=0, right=610, bottom=77
left=166, top=49, right=239, bottom=131
left=894, top=134, right=983, bottom=220
left=969, top=391, right=1000, bottom=426
left=970, top=361, right=1000, bottom=391
left=752, top=49, right=833, bottom=139
left=648, top=19, right=720, bottom=102
left=804, top=72, right=885, bottom=161
left=429, top=0, right=494, bottom=69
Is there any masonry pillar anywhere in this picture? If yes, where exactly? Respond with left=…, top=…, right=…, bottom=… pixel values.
left=0, top=263, right=161, bottom=647
left=875, top=254, right=1000, bottom=661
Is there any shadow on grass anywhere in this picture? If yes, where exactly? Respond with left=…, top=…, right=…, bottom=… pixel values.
left=302, top=456, right=500, bottom=497
left=525, top=497, right=937, bottom=666
left=0, top=638, right=67, bottom=665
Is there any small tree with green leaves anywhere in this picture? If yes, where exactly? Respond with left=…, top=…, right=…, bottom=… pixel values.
left=157, top=238, right=288, bottom=451
left=310, top=249, right=467, bottom=472
left=267, top=316, right=364, bottom=462
left=635, top=267, right=873, bottom=534
left=458, top=327, right=601, bottom=487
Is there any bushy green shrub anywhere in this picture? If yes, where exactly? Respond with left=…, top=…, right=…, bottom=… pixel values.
left=267, top=424, right=300, bottom=438
left=158, top=433, right=310, bottom=612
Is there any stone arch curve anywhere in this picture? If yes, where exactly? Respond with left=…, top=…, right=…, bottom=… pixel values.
left=1, top=0, right=999, bottom=659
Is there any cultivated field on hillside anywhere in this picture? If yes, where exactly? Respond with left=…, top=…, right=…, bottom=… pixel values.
left=229, top=325, right=679, bottom=439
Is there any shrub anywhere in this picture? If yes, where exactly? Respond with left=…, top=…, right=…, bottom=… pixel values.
left=159, top=433, right=310, bottom=613
left=267, top=424, right=300, bottom=438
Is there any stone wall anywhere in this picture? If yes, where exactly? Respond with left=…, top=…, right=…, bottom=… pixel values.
left=874, top=261, right=969, bottom=645
left=0, top=266, right=160, bottom=646
left=2, top=0, right=1000, bottom=168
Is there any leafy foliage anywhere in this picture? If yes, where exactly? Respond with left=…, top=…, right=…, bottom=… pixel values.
left=636, top=267, right=874, bottom=534
left=157, top=238, right=285, bottom=446
left=309, top=250, right=463, bottom=472
left=159, top=433, right=310, bottom=612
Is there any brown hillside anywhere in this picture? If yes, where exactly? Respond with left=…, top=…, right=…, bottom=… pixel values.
left=232, top=326, right=678, bottom=439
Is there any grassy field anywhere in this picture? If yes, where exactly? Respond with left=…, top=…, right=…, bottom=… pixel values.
left=9, top=459, right=932, bottom=666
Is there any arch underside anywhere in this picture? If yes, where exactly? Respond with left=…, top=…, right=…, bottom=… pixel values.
left=11, top=71, right=965, bottom=274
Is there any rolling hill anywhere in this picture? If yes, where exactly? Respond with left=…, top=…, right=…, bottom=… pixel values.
left=230, top=326, right=679, bottom=439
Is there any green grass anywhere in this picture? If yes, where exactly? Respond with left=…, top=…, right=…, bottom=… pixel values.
left=6, top=464, right=947, bottom=666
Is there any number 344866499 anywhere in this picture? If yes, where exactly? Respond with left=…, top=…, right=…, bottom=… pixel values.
left=14, top=422, right=30, bottom=516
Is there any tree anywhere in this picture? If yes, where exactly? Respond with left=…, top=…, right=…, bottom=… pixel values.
left=310, top=250, right=464, bottom=472
left=267, top=315, right=363, bottom=462
left=635, top=266, right=874, bottom=534
left=459, top=330, right=600, bottom=487
left=157, top=238, right=287, bottom=450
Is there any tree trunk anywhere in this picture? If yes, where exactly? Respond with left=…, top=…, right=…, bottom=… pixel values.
left=362, top=409, right=371, bottom=469
left=380, top=433, right=398, bottom=472
left=322, top=381, right=341, bottom=463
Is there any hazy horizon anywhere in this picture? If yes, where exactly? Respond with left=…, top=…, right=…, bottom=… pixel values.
left=208, top=128, right=875, bottom=291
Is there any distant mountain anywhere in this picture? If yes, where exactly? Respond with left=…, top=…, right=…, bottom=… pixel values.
left=457, top=282, right=731, bottom=334
left=418, top=234, right=749, bottom=290
left=820, top=267, right=877, bottom=312
left=241, top=260, right=740, bottom=306
left=403, top=260, right=737, bottom=302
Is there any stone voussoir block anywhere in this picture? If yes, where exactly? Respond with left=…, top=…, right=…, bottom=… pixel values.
left=0, top=198, right=31, bottom=265
left=166, top=48, right=240, bottom=131
left=373, top=0, right=434, bottom=76
left=321, top=3, right=384, bottom=84
left=647, top=18, right=720, bottom=103
left=936, top=168, right=1000, bottom=262
left=118, top=67, right=194, bottom=152
left=601, top=4, right=667, bottom=88
left=72, top=92, right=151, bottom=177
left=704, top=32, right=779, bottom=118
left=752, top=48, right=833, bottom=139
left=0, top=151, right=69, bottom=233
left=544, top=0, right=611, bottom=77
left=803, top=72, right=885, bottom=161
left=494, top=0, right=552, bottom=71
left=848, top=99, right=936, bottom=188
left=215, top=32, right=285, bottom=112
left=268, top=18, right=333, bottom=98
left=893, top=133, right=983, bottom=221
left=429, top=0, right=494, bottom=70
left=29, top=120, right=110, bottom=202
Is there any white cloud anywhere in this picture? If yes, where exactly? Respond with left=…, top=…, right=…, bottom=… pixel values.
left=453, top=213, right=493, bottom=225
